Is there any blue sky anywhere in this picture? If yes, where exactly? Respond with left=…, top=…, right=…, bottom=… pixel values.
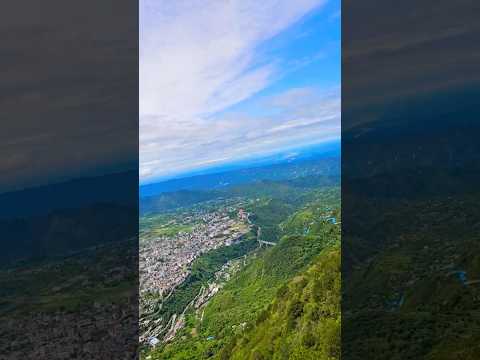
left=140, top=0, right=340, bottom=184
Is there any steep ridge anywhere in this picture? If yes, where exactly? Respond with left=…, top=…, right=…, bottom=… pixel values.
left=223, top=246, right=340, bottom=360
left=146, top=188, right=340, bottom=359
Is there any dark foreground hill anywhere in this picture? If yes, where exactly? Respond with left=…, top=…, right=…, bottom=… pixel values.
left=0, top=170, right=138, bottom=265
left=0, top=203, right=137, bottom=265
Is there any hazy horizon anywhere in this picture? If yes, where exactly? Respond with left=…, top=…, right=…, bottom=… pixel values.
left=140, top=138, right=340, bottom=187
left=140, top=0, right=340, bottom=184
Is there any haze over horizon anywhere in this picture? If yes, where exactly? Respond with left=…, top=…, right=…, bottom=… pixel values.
left=140, top=0, right=340, bottom=185
left=140, top=138, right=340, bottom=187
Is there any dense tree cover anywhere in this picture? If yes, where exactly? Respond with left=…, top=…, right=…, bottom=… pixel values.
left=246, top=198, right=294, bottom=243
left=189, top=237, right=258, bottom=282
left=141, top=155, right=339, bottom=196
left=0, top=239, right=136, bottom=316
left=141, top=165, right=340, bottom=216
left=343, top=194, right=480, bottom=359
left=145, top=237, right=258, bottom=324
left=147, top=188, right=340, bottom=360
left=150, top=234, right=337, bottom=360
left=0, top=203, right=137, bottom=264
left=221, top=246, right=340, bottom=360
left=280, top=198, right=340, bottom=238
left=141, top=190, right=218, bottom=215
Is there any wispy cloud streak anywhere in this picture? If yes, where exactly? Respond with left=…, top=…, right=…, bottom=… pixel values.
left=140, top=0, right=334, bottom=181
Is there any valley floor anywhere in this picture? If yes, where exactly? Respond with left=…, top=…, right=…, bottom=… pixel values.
left=139, top=183, right=341, bottom=359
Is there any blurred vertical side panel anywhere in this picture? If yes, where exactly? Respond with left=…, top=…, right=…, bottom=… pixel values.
left=0, top=1, right=139, bottom=358
left=342, top=0, right=480, bottom=359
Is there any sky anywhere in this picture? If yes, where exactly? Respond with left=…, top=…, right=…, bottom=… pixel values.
left=140, top=0, right=340, bottom=184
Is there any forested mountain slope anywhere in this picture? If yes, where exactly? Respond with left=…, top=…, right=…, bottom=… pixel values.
left=223, top=246, right=340, bottom=360
left=146, top=187, right=340, bottom=360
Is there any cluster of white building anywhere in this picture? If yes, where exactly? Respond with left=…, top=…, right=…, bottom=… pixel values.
left=139, top=209, right=249, bottom=297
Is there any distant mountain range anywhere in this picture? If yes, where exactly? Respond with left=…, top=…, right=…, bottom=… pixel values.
left=0, top=203, right=137, bottom=265
left=140, top=156, right=340, bottom=215
left=0, top=170, right=138, bottom=220
left=0, top=170, right=138, bottom=265
left=140, top=146, right=340, bottom=198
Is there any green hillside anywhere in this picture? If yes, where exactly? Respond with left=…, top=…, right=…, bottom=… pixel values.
left=343, top=194, right=480, bottom=359
left=223, top=246, right=340, bottom=360
left=146, top=188, right=340, bottom=360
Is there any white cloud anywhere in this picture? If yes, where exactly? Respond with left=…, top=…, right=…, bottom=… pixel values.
left=140, top=0, right=331, bottom=182
left=141, top=86, right=340, bottom=181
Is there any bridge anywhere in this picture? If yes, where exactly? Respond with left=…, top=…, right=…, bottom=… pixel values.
left=256, top=226, right=276, bottom=246
left=258, top=240, right=277, bottom=247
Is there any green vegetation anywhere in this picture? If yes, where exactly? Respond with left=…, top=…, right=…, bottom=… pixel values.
left=0, top=239, right=136, bottom=317
left=146, top=237, right=259, bottom=325
left=343, top=194, right=480, bottom=359
left=141, top=190, right=219, bottom=215
left=140, top=214, right=196, bottom=244
left=224, top=246, right=340, bottom=360
left=146, top=183, right=340, bottom=360
left=190, top=237, right=258, bottom=282
left=246, top=198, right=293, bottom=243
left=152, top=224, right=193, bottom=237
